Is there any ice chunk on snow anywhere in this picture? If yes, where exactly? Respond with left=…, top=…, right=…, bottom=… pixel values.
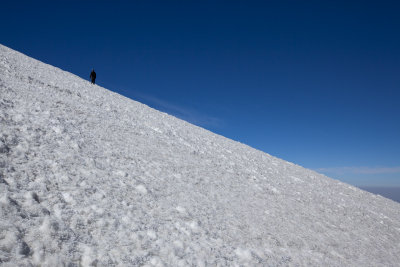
left=147, top=230, right=157, bottom=239
left=175, top=206, right=186, bottom=213
left=135, top=184, right=148, bottom=194
left=235, top=247, right=252, bottom=262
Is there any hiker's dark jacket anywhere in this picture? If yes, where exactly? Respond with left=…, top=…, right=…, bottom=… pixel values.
left=90, top=71, right=96, bottom=80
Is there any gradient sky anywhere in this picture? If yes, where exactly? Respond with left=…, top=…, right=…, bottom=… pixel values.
left=1, top=0, right=399, bottom=187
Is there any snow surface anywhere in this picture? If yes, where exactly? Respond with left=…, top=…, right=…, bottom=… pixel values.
left=0, top=43, right=400, bottom=266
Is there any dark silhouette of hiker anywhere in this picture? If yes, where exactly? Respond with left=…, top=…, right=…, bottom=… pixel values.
left=90, top=69, right=96, bottom=84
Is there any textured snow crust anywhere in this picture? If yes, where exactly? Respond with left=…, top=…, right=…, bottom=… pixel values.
left=0, top=44, right=400, bottom=266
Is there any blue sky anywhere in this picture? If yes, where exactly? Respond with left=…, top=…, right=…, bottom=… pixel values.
left=1, top=0, right=399, bottom=187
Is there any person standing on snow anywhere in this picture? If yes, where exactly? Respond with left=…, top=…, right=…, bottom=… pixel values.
left=90, top=69, right=96, bottom=84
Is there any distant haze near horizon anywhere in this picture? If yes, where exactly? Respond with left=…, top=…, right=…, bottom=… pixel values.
left=1, top=0, right=399, bottom=188
left=360, top=187, right=400, bottom=204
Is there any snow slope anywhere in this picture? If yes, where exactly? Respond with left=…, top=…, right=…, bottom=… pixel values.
left=0, top=44, right=399, bottom=266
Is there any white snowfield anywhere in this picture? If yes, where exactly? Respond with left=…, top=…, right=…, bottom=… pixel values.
left=0, top=44, right=399, bottom=267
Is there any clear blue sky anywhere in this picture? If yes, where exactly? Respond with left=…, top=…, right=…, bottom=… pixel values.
left=2, top=0, right=399, bottom=187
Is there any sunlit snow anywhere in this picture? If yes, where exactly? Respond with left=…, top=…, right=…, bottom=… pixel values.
left=1, top=44, right=399, bottom=266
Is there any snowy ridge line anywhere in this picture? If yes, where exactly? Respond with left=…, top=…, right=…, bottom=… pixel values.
left=1, top=43, right=400, bottom=266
